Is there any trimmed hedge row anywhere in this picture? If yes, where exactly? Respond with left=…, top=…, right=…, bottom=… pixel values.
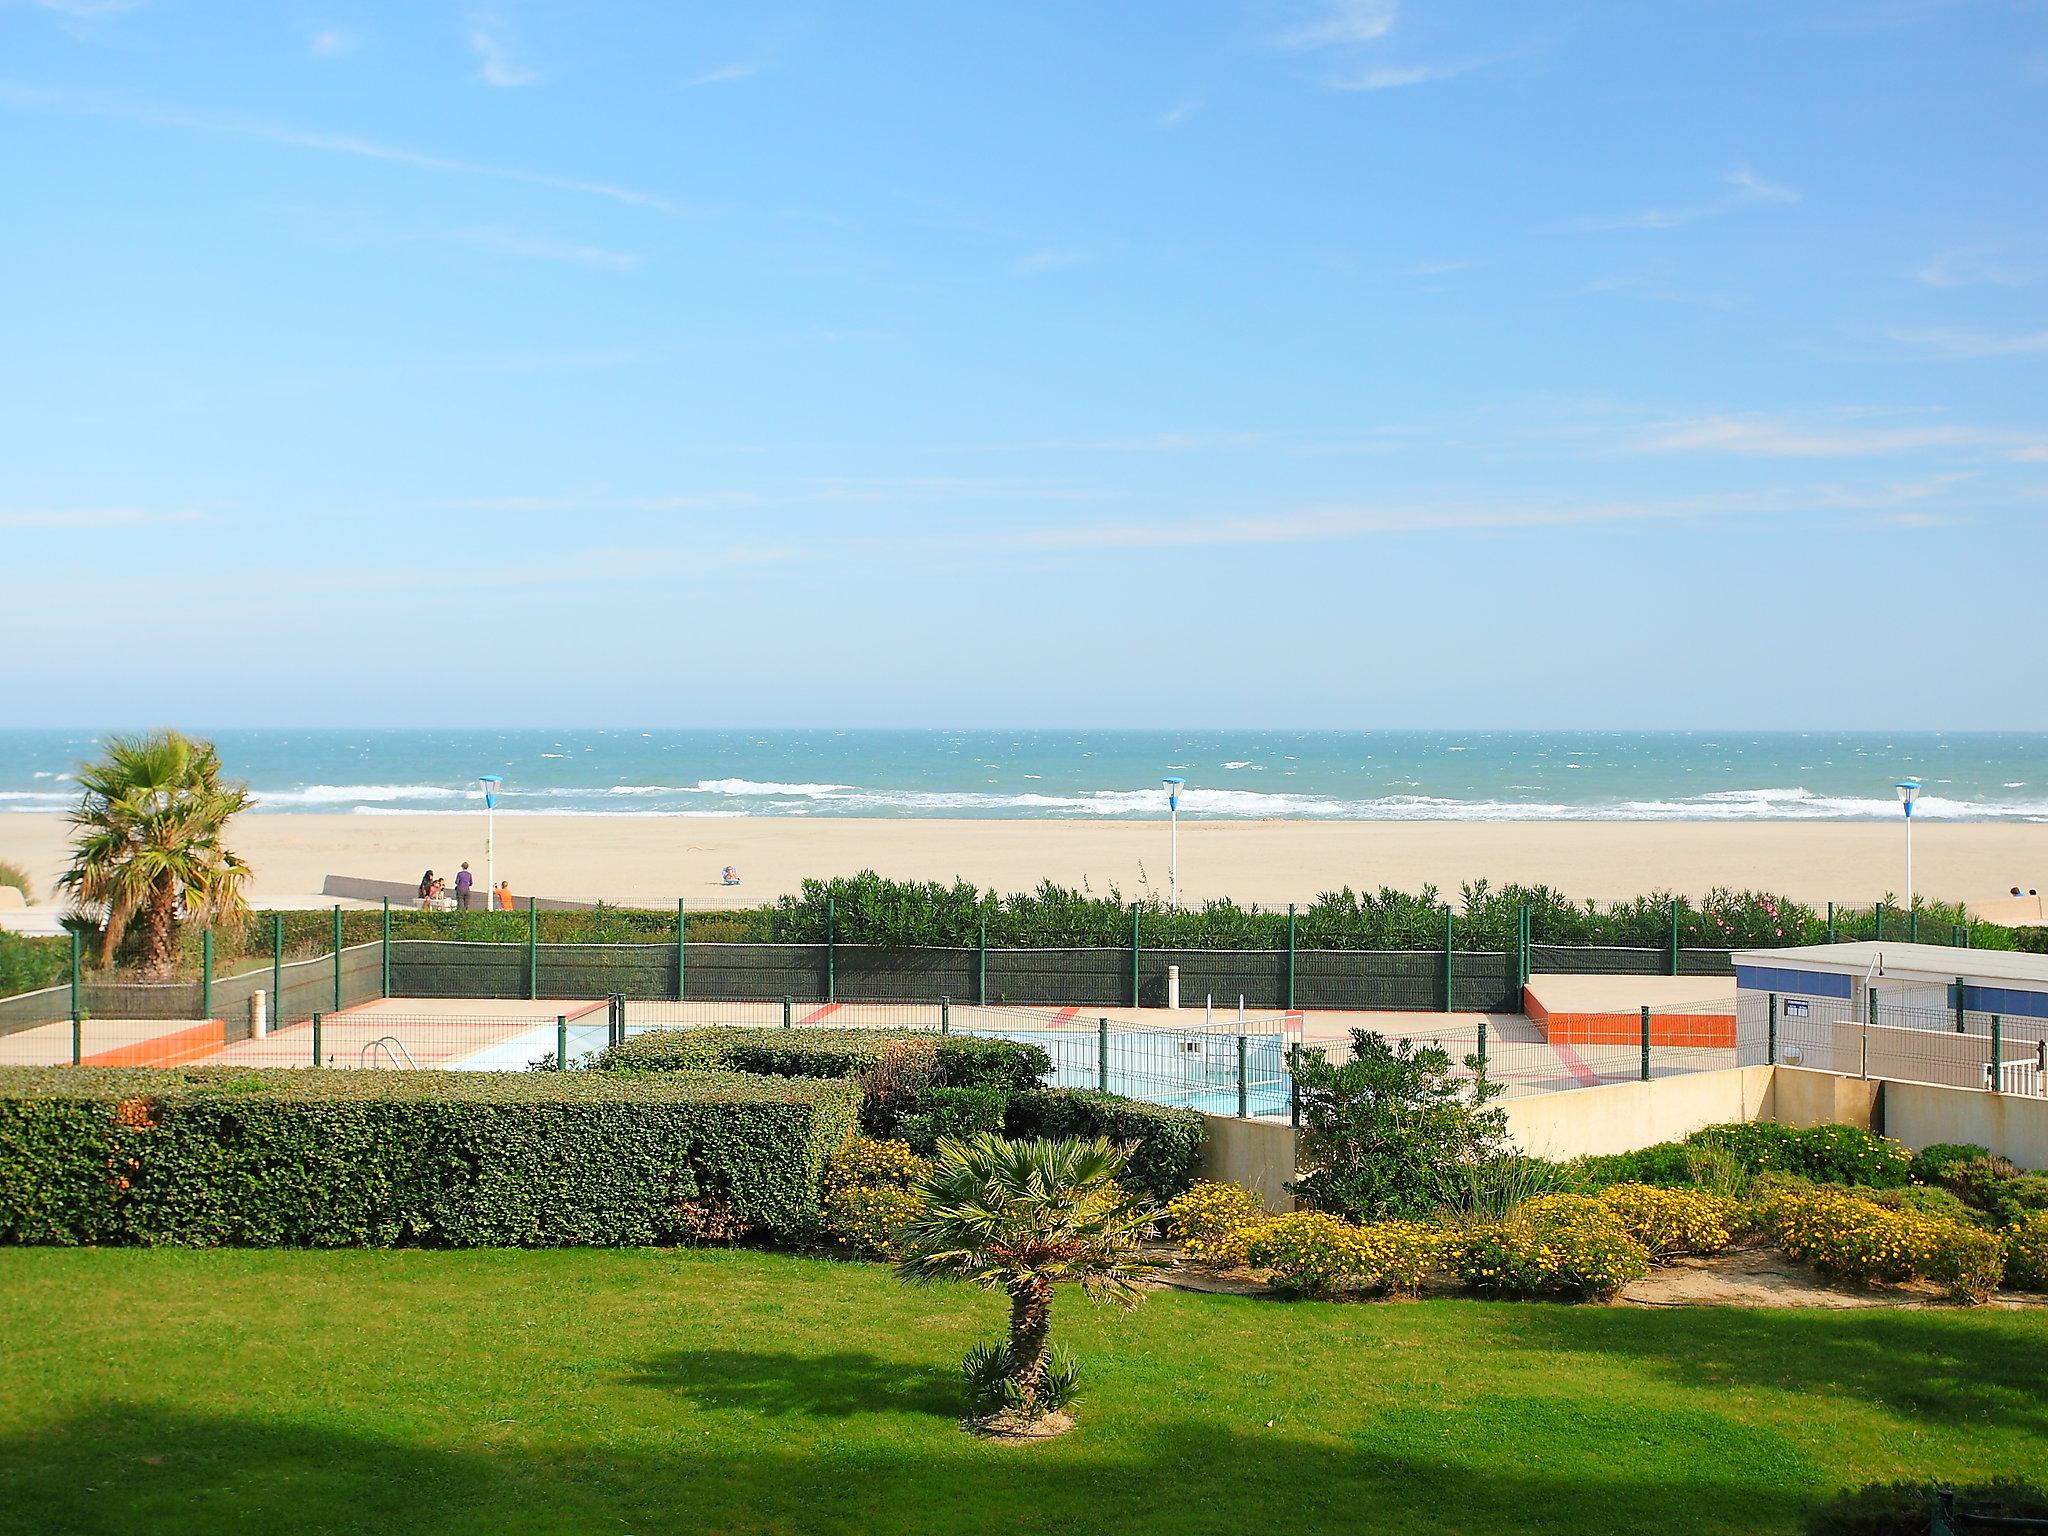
left=0, top=1067, right=858, bottom=1248
left=594, top=1026, right=1051, bottom=1092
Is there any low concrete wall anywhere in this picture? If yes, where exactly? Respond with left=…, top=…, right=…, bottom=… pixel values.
left=1502, top=1066, right=1773, bottom=1161
left=1765, top=1067, right=1881, bottom=1132
left=1879, top=1079, right=2048, bottom=1168
left=1199, top=1114, right=1298, bottom=1212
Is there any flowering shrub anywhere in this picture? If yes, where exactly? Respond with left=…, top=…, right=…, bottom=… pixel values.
left=1593, top=1183, right=1738, bottom=1259
left=2005, top=1213, right=2048, bottom=1291
left=1695, top=1123, right=1913, bottom=1188
left=1764, top=1188, right=2005, bottom=1302
left=823, top=1134, right=928, bottom=1195
left=1449, top=1200, right=1650, bottom=1301
left=1162, top=1181, right=1271, bottom=1264
left=823, top=1182, right=924, bottom=1260
left=1243, top=1211, right=1441, bottom=1298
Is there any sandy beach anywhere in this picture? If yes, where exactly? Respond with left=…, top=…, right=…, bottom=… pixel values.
left=6, top=812, right=2047, bottom=913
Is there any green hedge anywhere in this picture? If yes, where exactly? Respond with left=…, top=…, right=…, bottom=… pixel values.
left=1005, top=1088, right=1205, bottom=1200
left=0, top=1067, right=858, bottom=1248
left=593, top=1027, right=1051, bottom=1091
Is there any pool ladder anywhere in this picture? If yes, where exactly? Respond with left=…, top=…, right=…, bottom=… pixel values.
left=359, top=1036, right=418, bottom=1070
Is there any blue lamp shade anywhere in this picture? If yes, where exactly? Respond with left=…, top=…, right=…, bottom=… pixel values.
left=1162, top=776, right=1185, bottom=812
left=479, top=773, right=502, bottom=810
left=1894, top=778, right=1921, bottom=818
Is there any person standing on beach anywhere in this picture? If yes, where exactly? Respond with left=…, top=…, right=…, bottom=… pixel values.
left=455, top=862, right=474, bottom=910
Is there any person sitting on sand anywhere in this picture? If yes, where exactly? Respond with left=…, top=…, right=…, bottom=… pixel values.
left=418, top=869, right=436, bottom=910
left=721, top=864, right=741, bottom=886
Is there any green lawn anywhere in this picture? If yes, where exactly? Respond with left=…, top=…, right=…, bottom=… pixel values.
left=1, top=1249, right=2043, bottom=1536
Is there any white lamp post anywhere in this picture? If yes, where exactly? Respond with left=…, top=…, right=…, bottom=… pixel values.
left=1162, top=776, right=1186, bottom=908
left=1895, top=778, right=1921, bottom=913
left=479, top=775, right=502, bottom=900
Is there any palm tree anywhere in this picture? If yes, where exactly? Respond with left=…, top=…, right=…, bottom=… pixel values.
left=57, top=730, right=253, bottom=978
left=897, top=1133, right=1164, bottom=1429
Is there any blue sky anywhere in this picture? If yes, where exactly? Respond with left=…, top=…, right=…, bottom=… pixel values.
left=3, top=0, right=2044, bottom=728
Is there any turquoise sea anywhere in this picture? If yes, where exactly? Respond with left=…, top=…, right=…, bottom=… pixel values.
left=4, top=729, right=2047, bottom=822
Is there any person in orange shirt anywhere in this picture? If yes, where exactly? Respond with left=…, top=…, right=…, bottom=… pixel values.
left=495, top=881, right=514, bottom=911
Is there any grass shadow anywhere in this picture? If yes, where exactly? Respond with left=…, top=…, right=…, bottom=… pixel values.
left=624, top=1346, right=963, bottom=1419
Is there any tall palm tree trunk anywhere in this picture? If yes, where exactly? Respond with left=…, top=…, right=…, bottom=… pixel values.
left=1005, top=1279, right=1054, bottom=1412
left=142, top=879, right=180, bottom=980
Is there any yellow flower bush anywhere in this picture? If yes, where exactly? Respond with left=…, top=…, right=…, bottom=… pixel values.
left=1763, top=1188, right=2004, bottom=1302
left=1593, top=1183, right=1738, bottom=1260
left=823, top=1133, right=928, bottom=1196
left=821, top=1134, right=931, bottom=1259
left=1449, top=1198, right=1651, bottom=1301
left=2006, top=1213, right=2048, bottom=1291
left=824, top=1182, right=924, bottom=1260
left=1162, top=1181, right=1272, bottom=1264
left=1243, top=1211, right=1442, bottom=1298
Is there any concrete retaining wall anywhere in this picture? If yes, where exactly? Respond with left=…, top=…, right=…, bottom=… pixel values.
left=1878, top=1079, right=2048, bottom=1167
left=1502, top=1067, right=1774, bottom=1161
left=1198, top=1113, right=1298, bottom=1212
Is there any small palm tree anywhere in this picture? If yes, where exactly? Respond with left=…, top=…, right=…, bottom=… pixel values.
left=57, top=730, right=253, bottom=978
left=897, top=1133, right=1164, bottom=1431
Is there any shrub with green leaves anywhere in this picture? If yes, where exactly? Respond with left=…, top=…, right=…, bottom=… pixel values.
left=1291, top=1031, right=1509, bottom=1222
left=1003, top=1089, right=1204, bottom=1201
left=1243, top=1211, right=1442, bottom=1298
left=1763, top=1187, right=2005, bottom=1302
left=1693, top=1122, right=1913, bottom=1188
left=1805, top=1479, right=2048, bottom=1536
left=0, top=1065, right=858, bottom=1247
left=896, top=1085, right=1009, bottom=1155
left=1593, top=1183, right=1738, bottom=1259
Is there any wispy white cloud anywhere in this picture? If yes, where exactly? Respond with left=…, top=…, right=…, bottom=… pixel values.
left=1330, top=57, right=1483, bottom=91
left=1013, top=247, right=1095, bottom=275
left=1914, top=245, right=2037, bottom=288
left=1581, top=274, right=1745, bottom=311
left=1619, top=411, right=2044, bottom=460
left=469, top=14, right=537, bottom=87
left=687, top=62, right=758, bottom=86
left=1890, top=326, right=2048, bottom=359
left=1158, top=99, right=1202, bottom=126
left=0, top=505, right=203, bottom=530
left=1271, top=0, right=1399, bottom=49
left=1580, top=168, right=1801, bottom=231
left=1002, top=479, right=1961, bottom=552
left=446, top=226, right=641, bottom=271
left=0, top=81, right=685, bottom=212
left=309, top=28, right=357, bottom=59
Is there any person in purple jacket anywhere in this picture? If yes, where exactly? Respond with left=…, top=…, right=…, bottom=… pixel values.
left=454, top=862, right=475, bottom=911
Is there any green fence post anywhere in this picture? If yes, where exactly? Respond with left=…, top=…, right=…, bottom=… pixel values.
left=331, top=905, right=343, bottom=1011
left=271, top=913, right=283, bottom=1027
left=68, top=929, right=81, bottom=1040
left=1990, top=1015, right=2003, bottom=1090
left=826, top=894, right=836, bottom=1004
left=1097, top=1017, right=1110, bottom=1092
left=940, top=997, right=950, bottom=1036
left=1955, top=976, right=1966, bottom=1033
left=676, top=897, right=686, bottom=1001
left=381, top=896, right=392, bottom=997
left=1955, top=923, right=1968, bottom=949
left=557, top=1015, right=568, bottom=1070
left=71, top=1012, right=81, bottom=1066
left=1910, top=906, right=1919, bottom=944
left=1476, top=1017, right=1488, bottom=1075
left=977, top=918, right=988, bottom=1005
left=1130, top=903, right=1141, bottom=1008
left=312, top=1012, right=323, bottom=1067
left=1668, top=899, right=1680, bottom=976
left=1640, top=1005, right=1651, bottom=1082
left=1827, top=901, right=1837, bottom=944
left=1286, top=903, right=1297, bottom=1012
left=1518, top=903, right=1530, bottom=987
left=527, top=897, right=539, bottom=1001
left=1288, top=1043, right=1301, bottom=1129
left=1766, top=993, right=1777, bottom=1064
left=1442, top=906, right=1454, bottom=1013
left=201, top=929, right=214, bottom=1019
left=1875, top=901, right=1885, bottom=942
left=783, top=995, right=792, bottom=1029
left=1237, top=1033, right=1249, bottom=1120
